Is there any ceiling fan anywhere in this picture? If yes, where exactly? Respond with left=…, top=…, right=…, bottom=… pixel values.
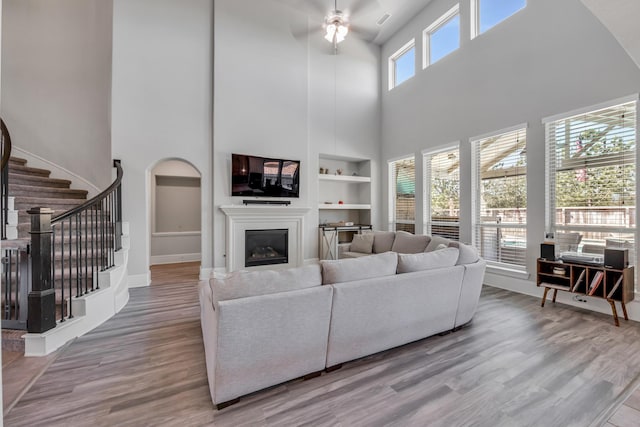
left=324, top=1, right=350, bottom=48
left=286, top=0, right=383, bottom=54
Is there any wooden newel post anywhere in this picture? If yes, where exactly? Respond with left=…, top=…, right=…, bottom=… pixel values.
left=27, top=207, right=57, bottom=333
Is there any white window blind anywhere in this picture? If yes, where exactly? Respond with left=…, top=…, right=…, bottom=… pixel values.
left=472, top=126, right=527, bottom=267
left=545, top=100, right=636, bottom=265
left=424, top=146, right=460, bottom=240
left=390, top=157, right=416, bottom=233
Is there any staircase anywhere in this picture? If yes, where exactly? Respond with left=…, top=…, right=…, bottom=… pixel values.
left=7, top=156, right=89, bottom=239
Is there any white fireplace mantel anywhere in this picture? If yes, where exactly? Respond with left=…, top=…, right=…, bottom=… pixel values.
left=220, top=205, right=311, bottom=272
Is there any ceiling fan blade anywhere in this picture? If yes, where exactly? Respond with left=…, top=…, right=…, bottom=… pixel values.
left=349, top=23, right=379, bottom=42
left=346, top=0, right=380, bottom=17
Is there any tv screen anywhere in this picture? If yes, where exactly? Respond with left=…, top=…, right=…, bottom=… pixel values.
left=231, top=154, right=300, bottom=198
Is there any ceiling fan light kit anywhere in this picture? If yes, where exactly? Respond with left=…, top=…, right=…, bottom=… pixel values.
left=324, top=12, right=349, bottom=44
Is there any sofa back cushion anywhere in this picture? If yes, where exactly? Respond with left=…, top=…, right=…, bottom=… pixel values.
left=397, top=247, right=460, bottom=273
left=212, top=264, right=322, bottom=301
left=321, top=252, right=398, bottom=285
left=372, top=231, right=396, bottom=253
left=350, top=233, right=374, bottom=254
left=391, top=231, right=431, bottom=254
left=448, top=241, right=480, bottom=265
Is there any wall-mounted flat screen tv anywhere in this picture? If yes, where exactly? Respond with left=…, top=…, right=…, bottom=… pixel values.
left=231, top=153, right=300, bottom=198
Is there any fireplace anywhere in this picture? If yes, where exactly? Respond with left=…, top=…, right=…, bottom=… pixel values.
left=245, top=229, right=289, bottom=267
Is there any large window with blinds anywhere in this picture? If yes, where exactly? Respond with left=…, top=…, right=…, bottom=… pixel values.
left=389, top=156, right=416, bottom=233
left=472, top=126, right=527, bottom=267
left=424, top=146, right=460, bottom=239
left=545, top=99, right=636, bottom=265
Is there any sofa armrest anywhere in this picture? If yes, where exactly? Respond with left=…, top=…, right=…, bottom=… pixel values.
left=454, top=258, right=486, bottom=327
left=198, top=281, right=219, bottom=407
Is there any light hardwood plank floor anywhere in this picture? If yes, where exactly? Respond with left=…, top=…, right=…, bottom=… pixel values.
left=5, top=263, right=640, bottom=426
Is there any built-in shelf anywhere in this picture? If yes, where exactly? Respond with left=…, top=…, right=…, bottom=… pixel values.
left=318, top=204, right=371, bottom=210
left=318, top=174, right=371, bottom=183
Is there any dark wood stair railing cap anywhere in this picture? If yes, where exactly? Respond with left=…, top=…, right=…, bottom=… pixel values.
left=1, top=118, right=12, bottom=171
left=52, top=159, right=122, bottom=224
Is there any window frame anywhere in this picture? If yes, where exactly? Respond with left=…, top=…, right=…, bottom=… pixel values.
left=471, top=123, right=528, bottom=270
left=388, top=155, right=417, bottom=232
left=422, top=4, right=460, bottom=69
left=388, top=39, right=416, bottom=90
left=471, top=0, right=526, bottom=39
left=423, top=144, right=460, bottom=239
left=543, top=96, right=638, bottom=284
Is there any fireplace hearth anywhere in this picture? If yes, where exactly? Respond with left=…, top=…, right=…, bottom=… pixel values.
left=245, top=229, right=288, bottom=267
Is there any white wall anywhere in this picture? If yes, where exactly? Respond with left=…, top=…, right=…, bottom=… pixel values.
left=112, top=0, right=213, bottom=283
left=1, top=0, right=113, bottom=187
left=213, top=0, right=381, bottom=269
left=381, top=0, right=640, bottom=279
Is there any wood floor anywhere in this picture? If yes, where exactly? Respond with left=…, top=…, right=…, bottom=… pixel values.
left=4, top=262, right=640, bottom=426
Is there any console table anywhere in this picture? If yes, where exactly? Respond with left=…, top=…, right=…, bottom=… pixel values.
left=536, top=258, right=634, bottom=326
left=318, top=224, right=372, bottom=260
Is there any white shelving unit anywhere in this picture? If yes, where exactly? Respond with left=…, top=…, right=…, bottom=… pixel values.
left=318, top=154, right=372, bottom=226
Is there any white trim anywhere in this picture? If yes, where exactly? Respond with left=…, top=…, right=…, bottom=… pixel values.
left=152, top=231, right=202, bottom=237
left=486, top=263, right=530, bottom=280
left=150, top=253, right=201, bottom=265
left=199, top=267, right=214, bottom=280
left=469, top=122, right=529, bottom=143
left=422, top=4, right=460, bottom=69
left=388, top=38, right=415, bottom=90
left=128, top=271, right=151, bottom=288
left=421, top=141, right=460, bottom=156
left=387, top=153, right=416, bottom=163
left=470, top=0, right=479, bottom=39
left=12, top=146, right=101, bottom=197
left=542, top=94, right=639, bottom=124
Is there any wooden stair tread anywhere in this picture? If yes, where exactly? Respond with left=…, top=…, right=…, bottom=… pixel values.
left=7, top=164, right=51, bottom=177
left=8, top=173, right=72, bottom=188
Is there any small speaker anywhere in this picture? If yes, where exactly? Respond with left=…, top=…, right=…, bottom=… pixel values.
left=540, top=243, right=555, bottom=260
left=604, top=248, right=628, bottom=270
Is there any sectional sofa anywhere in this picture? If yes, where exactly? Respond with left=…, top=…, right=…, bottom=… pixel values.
left=198, top=237, right=486, bottom=409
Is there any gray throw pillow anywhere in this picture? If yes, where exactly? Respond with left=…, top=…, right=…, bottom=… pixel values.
left=448, top=241, right=480, bottom=265
left=397, top=247, right=459, bottom=273
left=425, top=235, right=453, bottom=252
left=391, top=231, right=431, bottom=253
left=350, top=233, right=374, bottom=254
left=373, top=231, right=396, bottom=253
left=321, top=252, right=398, bottom=285
left=212, top=264, right=322, bottom=300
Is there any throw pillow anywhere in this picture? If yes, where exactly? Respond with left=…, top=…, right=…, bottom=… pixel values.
left=448, top=241, right=480, bottom=265
left=425, top=235, right=453, bottom=252
left=397, top=247, right=460, bottom=273
left=391, top=231, right=431, bottom=254
left=373, top=231, right=396, bottom=253
left=321, top=252, right=398, bottom=285
left=350, top=233, right=374, bottom=254
left=212, top=264, right=322, bottom=301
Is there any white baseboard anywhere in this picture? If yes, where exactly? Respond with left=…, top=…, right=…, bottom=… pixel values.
left=12, top=146, right=100, bottom=197
left=128, top=271, right=151, bottom=288
left=150, top=253, right=201, bottom=265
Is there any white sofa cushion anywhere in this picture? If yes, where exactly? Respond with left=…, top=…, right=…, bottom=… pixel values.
left=212, top=264, right=322, bottom=301
left=321, top=252, right=398, bottom=285
left=391, top=231, right=431, bottom=253
left=373, top=231, right=396, bottom=253
left=448, top=241, right=480, bottom=265
left=397, top=247, right=459, bottom=273
left=350, top=233, right=374, bottom=254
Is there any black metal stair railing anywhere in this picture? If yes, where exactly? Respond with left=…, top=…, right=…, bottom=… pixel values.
left=27, top=160, right=123, bottom=333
